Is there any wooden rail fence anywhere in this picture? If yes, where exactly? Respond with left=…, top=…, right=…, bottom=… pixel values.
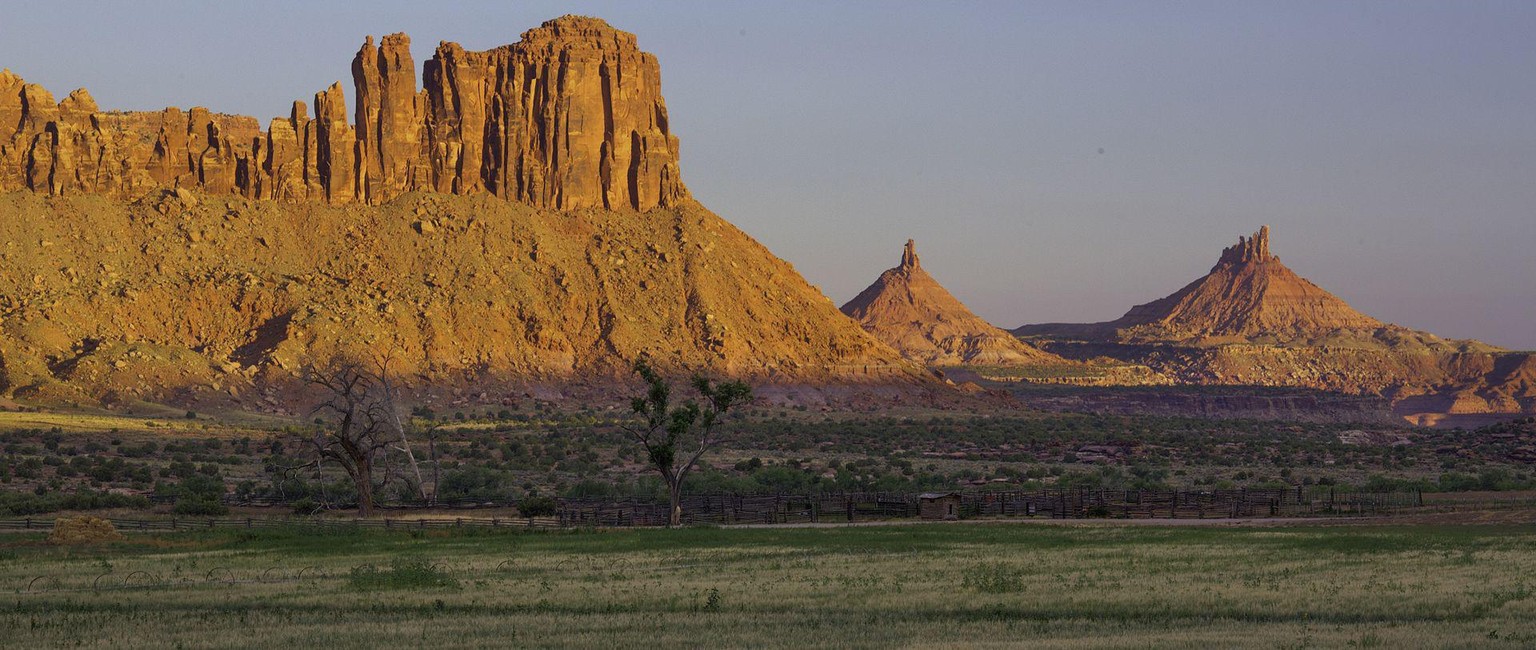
left=2, top=488, right=1421, bottom=531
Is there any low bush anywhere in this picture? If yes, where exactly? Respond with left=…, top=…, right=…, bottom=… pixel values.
left=0, top=489, right=150, bottom=516
left=348, top=555, right=458, bottom=591
left=517, top=496, right=557, bottom=517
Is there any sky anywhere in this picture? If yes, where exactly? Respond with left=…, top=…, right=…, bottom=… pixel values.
left=3, top=1, right=1533, bottom=349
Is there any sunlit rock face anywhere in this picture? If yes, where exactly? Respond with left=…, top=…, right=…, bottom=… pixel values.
left=0, top=16, right=686, bottom=211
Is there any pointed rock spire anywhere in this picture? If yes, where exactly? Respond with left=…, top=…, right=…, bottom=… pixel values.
left=842, top=240, right=1066, bottom=366
left=901, top=238, right=919, bottom=271
left=1217, top=225, right=1277, bottom=268
left=1021, top=225, right=1382, bottom=341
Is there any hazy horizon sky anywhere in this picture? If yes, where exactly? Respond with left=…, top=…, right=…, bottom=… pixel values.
left=4, top=1, right=1533, bottom=349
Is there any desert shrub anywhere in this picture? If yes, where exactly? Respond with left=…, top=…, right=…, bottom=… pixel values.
left=48, top=516, right=124, bottom=545
left=289, top=497, right=320, bottom=515
left=173, top=474, right=228, bottom=516
left=437, top=466, right=513, bottom=502
left=0, top=489, right=149, bottom=516
left=517, top=496, right=557, bottom=517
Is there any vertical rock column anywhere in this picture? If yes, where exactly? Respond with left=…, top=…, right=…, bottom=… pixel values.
left=422, top=43, right=493, bottom=196
left=422, top=15, right=687, bottom=211
left=313, top=83, right=355, bottom=204
left=263, top=101, right=309, bottom=201
left=0, top=16, right=687, bottom=210
left=353, top=34, right=426, bottom=203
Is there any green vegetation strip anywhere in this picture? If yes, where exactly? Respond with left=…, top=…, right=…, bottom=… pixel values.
left=2, top=523, right=1534, bottom=648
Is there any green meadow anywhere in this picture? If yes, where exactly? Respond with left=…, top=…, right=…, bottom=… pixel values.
left=3, top=521, right=1534, bottom=648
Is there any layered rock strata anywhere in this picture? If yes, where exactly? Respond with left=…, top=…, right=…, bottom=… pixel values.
left=0, top=16, right=685, bottom=211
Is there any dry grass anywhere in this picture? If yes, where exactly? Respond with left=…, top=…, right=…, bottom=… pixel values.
left=46, top=516, right=124, bottom=545
left=0, top=410, right=282, bottom=437
left=1, top=523, right=1533, bottom=648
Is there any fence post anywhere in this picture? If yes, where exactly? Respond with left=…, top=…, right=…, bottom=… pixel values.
left=24, top=518, right=31, bottom=530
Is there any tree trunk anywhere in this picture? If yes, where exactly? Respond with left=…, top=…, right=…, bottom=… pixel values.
left=428, top=429, right=440, bottom=506
left=354, top=455, right=374, bottom=517
left=667, top=479, right=683, bottom=528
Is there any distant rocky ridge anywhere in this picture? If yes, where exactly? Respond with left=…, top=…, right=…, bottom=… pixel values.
left=1016, top=227, right=1535, bottom=423
left=1018, top=227, right=1386, bottom=343
left=842, top=240, right=1065, bottom=367
left=0, top=16, right=685, bottom=211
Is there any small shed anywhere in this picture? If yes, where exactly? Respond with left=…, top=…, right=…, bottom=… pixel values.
left=919, top=492, right=962, bottom=520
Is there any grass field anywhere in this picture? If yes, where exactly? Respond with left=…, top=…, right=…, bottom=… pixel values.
left=0, top=409, right=286, bottom=437
left=3, top=521, right=1534, bottom=648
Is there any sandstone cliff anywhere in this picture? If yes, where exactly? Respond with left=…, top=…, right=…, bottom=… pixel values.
left=841, top=240, right=1065, bottom=367
left=0, top=16, right=930, bottom=411
left=0, top=16, right=686, bottom=211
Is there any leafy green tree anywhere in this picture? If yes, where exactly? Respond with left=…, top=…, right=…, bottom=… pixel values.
left=624, top=359, right=752, bottom=527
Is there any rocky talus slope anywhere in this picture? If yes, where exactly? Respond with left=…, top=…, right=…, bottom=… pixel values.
left=0, top=16, right=928, bottom=410
left=1016, top=227, right=1534, bottom=422
left=842, top=240, right=1065, bottom=367
left=0, top=191, right=922, bottom=408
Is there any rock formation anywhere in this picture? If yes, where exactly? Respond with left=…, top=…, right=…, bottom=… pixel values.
left=1014, top=226, right=1535, bottom=422
left=0, top=16, right=926, bottom=410
left=1018, top=227, right=1386, bottom=342
left=1111, top=226, right=1384, bottom=341
left=0, top=16, right=686, bottom=211
left=842, top=240, right=1066, bottom=366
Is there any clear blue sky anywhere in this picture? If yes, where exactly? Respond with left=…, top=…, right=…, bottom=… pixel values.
left=4, top=1, right=1533, bottom=349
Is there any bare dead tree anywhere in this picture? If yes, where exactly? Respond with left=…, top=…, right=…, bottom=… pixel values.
left=370, top=352, right=428, bottom=503
left=623, top=359, right=752, bottom=527
left=423, top=420, right=444, bottom=505
left=305, top=359, right=393, bottom=517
